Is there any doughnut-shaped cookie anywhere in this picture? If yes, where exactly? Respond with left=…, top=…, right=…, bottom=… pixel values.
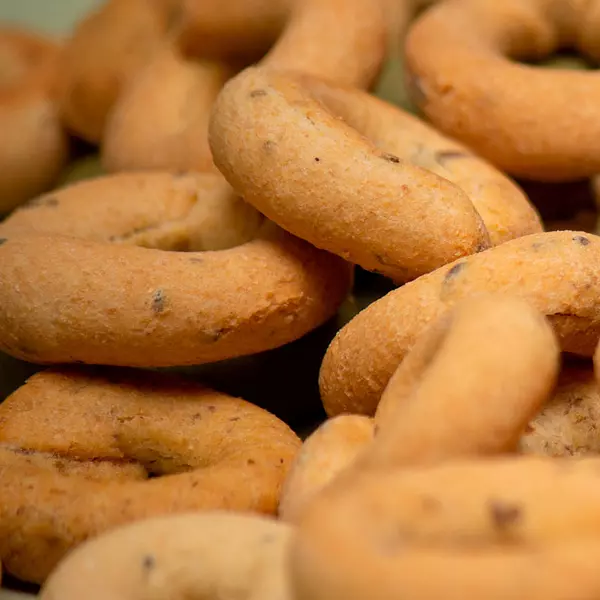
left=291, top=456, right=600, bottom=600
left=212, top=68, right=540, bottom=254
left=364, top=295, right=559, bottom=466
left=102, top=46, right=232, bottom=173
left=321, top=231, right=600, bottom=416
left=0, top=171, right=351, bottom=367
left=520, top=366, right=600, bottom=457
left=278, top=414, right=373, bottom=523
left=211, top=67, right=492, bottom=282
left=41, top=512, right=293, bottom=600
left=0, top=28, right=68, bottom=213
left=404, top=0, right=600, bottom=181
left=0, top=367, right=301, bottom=582
left=56, top=0, right=176, bottom=143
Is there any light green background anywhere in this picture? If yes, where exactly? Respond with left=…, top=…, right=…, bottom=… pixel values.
left=1, top=0, right=102, bottom=35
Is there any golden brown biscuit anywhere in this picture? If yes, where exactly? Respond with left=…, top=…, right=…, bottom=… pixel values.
left=210, top=67, right=491, bottom=282
left=405, top=0, right=600, bottom=181
left=0, top=172, right=351, bottom=367
left=320, top=231, right=600, bottom=416
left=56, top=0, right=177, bottom=143
left=0, top=367, right=301, bottom=583
left=292, top=456, right=600, bottom=600
left=520, top=366, right=600, bottom=457
left=0, top=27, right=68, bottom=213
left=41, top=512, right=293, bottom=600
left=102, top=45, right=233, bottom=174
left=365, top=295, right=559, bottom=465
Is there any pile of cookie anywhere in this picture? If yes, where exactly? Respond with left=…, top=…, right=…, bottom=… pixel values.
left=2, top=0, right=600, bottom=598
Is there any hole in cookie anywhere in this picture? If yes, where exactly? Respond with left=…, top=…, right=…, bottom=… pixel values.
left=520, top=48, right=597, bottom=71
left=0, top=173, right=266, bottom=254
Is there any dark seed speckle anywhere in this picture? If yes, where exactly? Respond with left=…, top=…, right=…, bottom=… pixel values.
left=151, top=289, right=166, bottom=314
left=250, top=89, right=268, bottom=98
left=489, top=500, right=522, bottom=529
left=142, top=554, right=156, bottom=572
left=444, top=262, right=467, bottom=282
left=0, top=238, right=7, bottom=246
left=263, top=140, right=277, bottom=153
left=380, top=152, right=401, bottom=164
left=573, top=235, right=591, bottom=246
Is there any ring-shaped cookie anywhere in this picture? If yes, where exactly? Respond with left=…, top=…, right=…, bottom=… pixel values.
left=405, top=0, right=600, bottom=181
left=210, top=67, right=497, bottom=282
left=364, top=295, right=559, bottom=466
left=0, top=27, right=68, bottom=213
left=320, top=230, right=600, bottom=417
left=41, top=512, right=293, bottom=600
left=291, top=456, right=600, bottom=600
left=0, top=171, right=352, bottom=367
left=55, top=0, right=177, bottom=143
left=0, top=367, right=301, bottom=583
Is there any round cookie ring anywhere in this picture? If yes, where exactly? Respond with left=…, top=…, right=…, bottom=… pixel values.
left=41, top=512, right=294, bottom=600
left=0, top=367, right=301, bottom=583
left=291, top=456, right=600, bottom=600
left=320, top=230, right=600, bottom=417
left=0, top=171, right=352, bottom=367
left=55, top=0, right=176, bottom=144
left=364, top=295, right=559, bottom=467
left=210, top=67, right=493, bottom=282
left=0, top=27, right=68, bottom=213
left=405, top=0, right=600, bottom=181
